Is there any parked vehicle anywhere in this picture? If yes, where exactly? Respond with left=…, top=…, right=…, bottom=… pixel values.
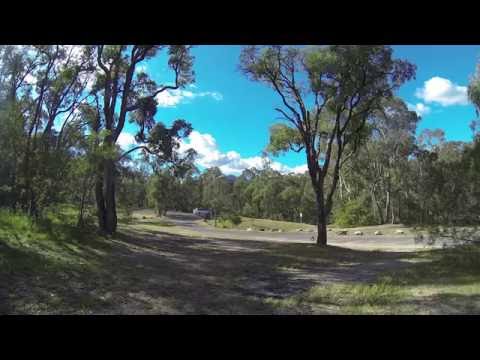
left=193, top=208, right=212, bottom=219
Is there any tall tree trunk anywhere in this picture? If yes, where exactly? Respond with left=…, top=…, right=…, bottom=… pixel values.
left=398, top=195, right=402, bottom=224
left=315, top=189, right=327, bottom=246
left=391, top=195, right=395, bottom=224
left=339, top=175, right=344, bottom=200
left=28, top=189, right=37, bottom=218
left=371, top=187, right=384, bottom=224
left=77, top=174, right=90, bottom=227
left=104, top=159, right=117, bottom=235
left=385, top=190, right=390, bottom=224
left=95, top=164, right=106, bottom=232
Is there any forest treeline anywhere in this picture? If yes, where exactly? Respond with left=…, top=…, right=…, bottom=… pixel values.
left=125, top=121, right=480, bottom=228
left=1, top=45, right=480, bottom=242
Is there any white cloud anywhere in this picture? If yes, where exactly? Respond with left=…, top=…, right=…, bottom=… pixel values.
left=201, top=91, right=223, bottom=101
left=407, top=102, right=431, bottom=117
left=117, top=132, right=137, bottom=150
left=156, top=89, right=194, bottom=107
left=415, top=76, right=468, bottom=106
left=24, top=73, right=36, bottom=85
left=135, top=64, right=148, bottom=74
left=66, top=45, right=84, bottom=61
left=290, top=164, right=309, bottom=174
left=179, top=130, right=307, bottom=176
left=78, top=71, right=96, bottom=92
left=155, top=89, right=223, bottom=108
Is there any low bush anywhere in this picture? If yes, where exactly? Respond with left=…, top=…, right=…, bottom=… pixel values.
left=218, top=213, right=242, bottom=226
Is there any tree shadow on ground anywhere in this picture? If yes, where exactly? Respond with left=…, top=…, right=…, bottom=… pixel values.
left=0, top=237, right=108, bottom=315
left=390, top=292, right=480, bottom=315
left=89, top=227, right=413, bottom=314
left=4, top=221, right=477, bottom=314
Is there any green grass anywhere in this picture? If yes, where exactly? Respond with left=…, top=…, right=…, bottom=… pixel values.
left=0, top=207, right=111, bottom=273
left=0, top=207, right=117, bottom=314
left=266, top=279, right=405, bottom=314
left=3, top=206, right=480, bottom=314
left=267, top=243, right=480, bottom=314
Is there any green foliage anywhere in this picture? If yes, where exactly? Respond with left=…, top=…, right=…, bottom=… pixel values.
left=199, top=167, right=233, bottom=214
left=468, top=63, right=480, bottom=114
left=220, top=213, right=242, bottom=226
left=266, top=124, right=303, bottom=155
left=333, top=198, right=375, bottom=227
left=240, top=45, right=416, bottom=243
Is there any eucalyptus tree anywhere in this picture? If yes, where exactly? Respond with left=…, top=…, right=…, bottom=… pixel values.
left=339, top=97, right=419, bottom=224
left=199, top=167, right=233, bottom=215
left=0, top=45, right=41, bottom=209
left=469, top=62, right=480, bottom=114
left=240, top=45, right=416, bottom=245
left=0, top=45, right=91, bottom=215
left=88, top=45, right=195, bottom=234
left=28, top=46, right=93, bottom=215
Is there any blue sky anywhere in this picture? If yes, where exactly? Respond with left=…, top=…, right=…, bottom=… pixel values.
left=120, top=45, right=480, bottom=175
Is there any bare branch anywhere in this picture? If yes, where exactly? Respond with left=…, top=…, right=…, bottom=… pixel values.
left=96, top=45, right=109, bottom=74
left=275, top=107, right=297, bottom=126
left=118, top=145, right=154, bottom=161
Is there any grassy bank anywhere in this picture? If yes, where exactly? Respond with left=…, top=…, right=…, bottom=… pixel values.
left=0, top=207, right=116, bottom=314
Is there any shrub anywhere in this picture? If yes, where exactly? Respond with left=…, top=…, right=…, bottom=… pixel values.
left=333, top=198, right=375, bottom=227
left=229, top=214, right=242, bottom=225
left=219, top=213, right=242, bottom=226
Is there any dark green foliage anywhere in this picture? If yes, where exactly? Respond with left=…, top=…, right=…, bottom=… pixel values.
left=220, top=213, right=242, bottom=225
left=333, top=198, right=375, bottom=227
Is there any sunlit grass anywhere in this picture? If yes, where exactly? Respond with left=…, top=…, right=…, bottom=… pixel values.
left=267, top=243, right=480, bottom=314
left=0, top=207, right=107, bottom=275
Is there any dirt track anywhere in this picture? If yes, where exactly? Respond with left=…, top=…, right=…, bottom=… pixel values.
left=160, top=211, right=453, bottom=252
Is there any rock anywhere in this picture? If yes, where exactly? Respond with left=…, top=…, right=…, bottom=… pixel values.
left=307, top=229, right=314, bottom=233
left=271, top=229, right=279, bottom=232
left=328, top=228, right=332, bottom=232
left=142, top=216, right=146, bottom=219
left=259, top=228, right=265, bottom=231
left=336, top=230, right=347, bottom=236
left=354, top=231, right=363, bottom=235
left=278, top=229, right=283, bottom=232
left=374, top=231, right=383, bottom=235
left=395, top=229, right=405, bottom=235
left=246, top=228, right=253, bottom=231
left=297, top=228, right=304, bottom=232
